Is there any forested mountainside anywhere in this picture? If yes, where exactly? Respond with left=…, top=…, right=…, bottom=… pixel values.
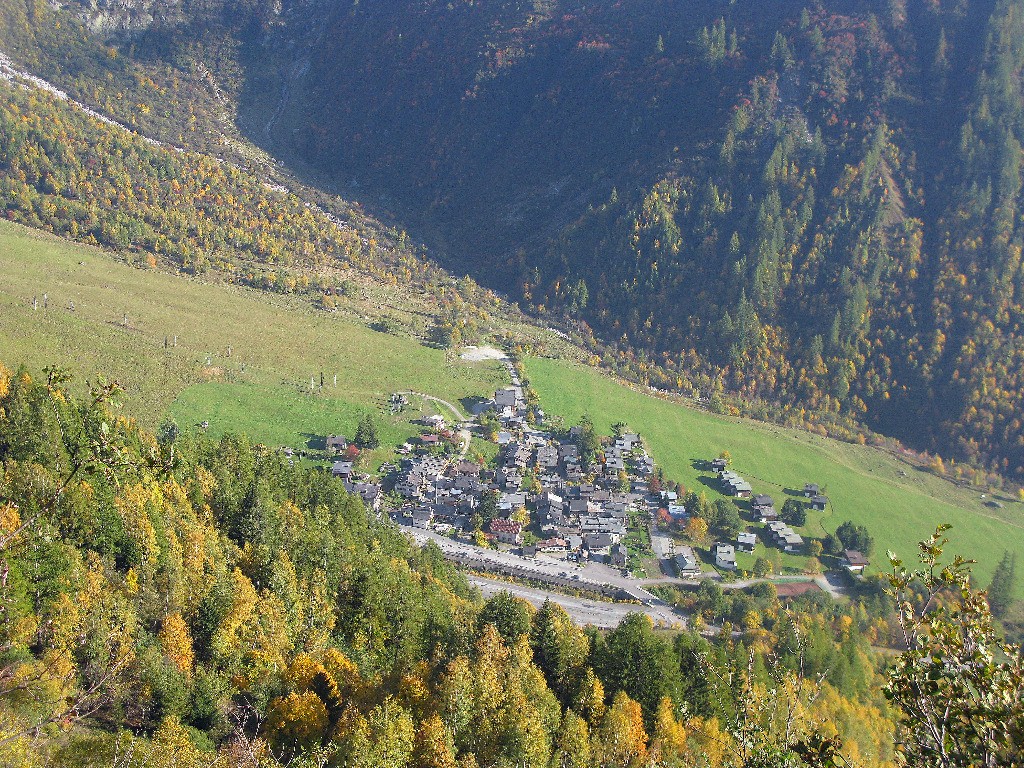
left=0, top=363, right=912, bottom=767
left=2, top=0, right=1024, bottom=479
left=274, top=0, right=1024, bottom=480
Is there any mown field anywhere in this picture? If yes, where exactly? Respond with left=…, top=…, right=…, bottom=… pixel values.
left=526, top=357, right=1024, bottom=594
left=0, top=221, right=507, bottom=454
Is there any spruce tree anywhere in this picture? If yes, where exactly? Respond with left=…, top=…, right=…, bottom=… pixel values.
left=988, top=551, right=1017, bottom=618
left=354, top=413, right=380, bottom=449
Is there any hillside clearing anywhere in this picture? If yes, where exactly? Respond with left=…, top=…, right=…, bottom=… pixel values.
left=526, top=357, right=1024, bottom=595
left=0, top=220, right=507, bottom=431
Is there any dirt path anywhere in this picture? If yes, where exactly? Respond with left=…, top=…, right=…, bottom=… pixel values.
left=399, top=391, right=472, bottom=460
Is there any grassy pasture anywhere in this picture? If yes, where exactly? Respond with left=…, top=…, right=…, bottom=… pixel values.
left=0, top=219, right=506, bottom=442
left=526, top=357, right=1024, bottom=594
left=2, top=219, right=1021, bottom=592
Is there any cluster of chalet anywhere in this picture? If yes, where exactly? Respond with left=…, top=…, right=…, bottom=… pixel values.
left=391, top=388, right=533, bottom=531
left=392, top=384, right=656, bottom=570
left=324, top=436, right=382, bottom=510
left=393, top=455, right=492, bottom=530
left=521, top=430, right=653, bottom=567
left=705, top=460, right=836, bottom=565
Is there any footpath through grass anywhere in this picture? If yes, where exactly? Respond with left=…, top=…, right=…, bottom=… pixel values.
left=526, top=357, right=1024, bottom=595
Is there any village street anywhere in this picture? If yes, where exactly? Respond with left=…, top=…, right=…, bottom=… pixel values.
left=468, top=574, right=685, bottom=630
left=399, top=524, right=689, bottom=627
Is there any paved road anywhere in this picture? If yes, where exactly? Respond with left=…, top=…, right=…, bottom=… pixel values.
left=468, top=574, right=685, bottom=629
left=400, top=525, right=688, bottom=628
left=404, top=525, right=634, bottom=593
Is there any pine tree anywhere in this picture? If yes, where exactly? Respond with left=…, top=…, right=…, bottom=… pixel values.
left=988, top=551, right=1017, bottom=618
left=354, top=413, right=380, bottom=449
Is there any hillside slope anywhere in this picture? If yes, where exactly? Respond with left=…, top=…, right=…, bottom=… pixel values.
left=1, top=0, right=1023, bottom=482
left=1, top=218, right=1018, bottom=596
left=261, top=0, right=1024, bottom=480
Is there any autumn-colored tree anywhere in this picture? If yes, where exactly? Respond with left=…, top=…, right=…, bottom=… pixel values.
left=263, top=691, right=329, bottom=757
left=362, top=697, right=416, bottom=768
left=551, top=709, right=590, bottom=768
left=158, top=613, right=195, bottom=676
left=413, top=713, right=457, bottom=768
left=686, top=516, right=709, bottom=544
left=649, top=696, right=687, bottom=766
left=596, top=691, right=648, bottom=768
left=573, top=668, right=606, bottom=727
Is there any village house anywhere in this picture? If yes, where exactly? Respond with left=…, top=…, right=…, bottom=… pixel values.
left=345, top=481, right=381, bottom=510
left=395, top=474, right=426, bottom=500
left=637, top=455, right=655, bottom=475
left=489, top=518, right=523, bottom=545
left=714, top=542, right=737, bottom=570
left=843, top=550, right=869, bottom=575
left=803, top=483, right=820, bottom=497
left=765, top=520, right=805, bottom=553
left=498, top=492, right=527, bottom=513
left=751, top=494, right=775, bottom=520
left=615, top=433, right=642, bottom=451
left=720, top=470, right=753, bottom=499
left=737, top=531, right=757, bottom=553
left=455, top=459, right=481, bottom=477
left=611, top=542, right=629, bottom=568
left=674, top=546, right=702, bottom=577
left=331, top=460, right=355, bottom=481
left=559, top=443, right=580, bottom=465
left=584, top=532, right=615, bottom=560
left=494, top=387, right=521, bottom=410
left=580, top=516, right=626, bottom=540
left=326, top=434, right=348, bottom=453
left=536, top=445, right=559, bottom=470
left=711, top=458, right=728, bottom=473
left=809, top=494, right=829, bottom=511
left=604, top=456, right=626, bottom=474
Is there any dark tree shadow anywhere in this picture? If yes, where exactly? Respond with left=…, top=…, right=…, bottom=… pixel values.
left=695, top=476, right=723, bottom=494
left=302, top=433, right=326, bottom=451
left=460, top=395, right=489, bottom=415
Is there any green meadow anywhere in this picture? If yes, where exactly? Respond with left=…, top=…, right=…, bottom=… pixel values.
left=526, top=357, right=1024, bottom=594
left=0, top=221, right=506, bottom=452
left=1, top=219, right=1021, bottom=593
